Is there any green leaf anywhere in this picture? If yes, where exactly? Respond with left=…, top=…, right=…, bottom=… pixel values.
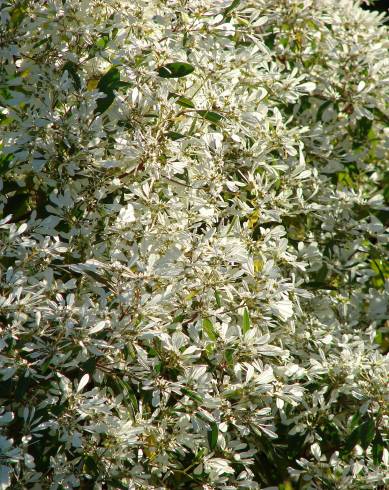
left=95, top=94, right=114, bottom=116
left=115, top=81, right=133, bottom=89
left=313, top=263, right=328, bottom=283
left=264, top=33, right=276, bottom=50
left=80, top=357, right=97, bottom=375
left=0, top=153, right=12, bottom=175
left=372, top=432, right=385, bottom=465
left=344, top=426, right=361, bottom=453
left=3, top=192, right=31, bottom=220
left=94, top=67, right=121, bottom=114
left=353, top=117, right=373, bottom=148
left=372, top=433, right=384, bottom=465
left=181, top=387, right=204, bottom=403
left=167, top=131, right=186, bottom=141
left=197, top=110, right=223, bottom=123
left=208, top=422, right=219, bottom=450
left=225, top=349, right=234, bottom=368
left=96, top=67, right=120, bottom=92
left=242, top=308, right=251, bottom=333
left=316, top=100, right=332, bottom=122
left=359, top=418, right=375, bottom=450
left=214, top=290, right=222, bottom=307
left=158, top=62, right=194, bottom=78
left=63, top=61, right=81, bottom=90
left=106, top=479, right=128, bottom=490
left=10, top=5, right=27, bottom=28
left=203, top=318, right=218, bottom=340
left=83, top=455, right=99, bottom=476
left=344, top=417, right=376, bottom=453
left=172, top=313, right=186, bottom=323
left=95, top=34, right=109, bottom=50
left=33, top=36, right=51, bottom=49
left=205, top=343, right=214, bottom=356
left=223, top=0, right=241, bottom=18
left=15, top=374, right=32, bottom=401
left=373, top=107, right=389, bottom=126
left=114, top=378, right=138, bottom=412
left=350, top=412, right=362, bottom=429
left=168, top=92, right=195, bottom=108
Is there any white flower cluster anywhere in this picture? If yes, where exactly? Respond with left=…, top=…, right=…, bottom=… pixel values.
left=0, top=0, right=388, bottom=488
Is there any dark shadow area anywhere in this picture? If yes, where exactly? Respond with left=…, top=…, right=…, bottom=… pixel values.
left=361, top=0, right=389, bottom=23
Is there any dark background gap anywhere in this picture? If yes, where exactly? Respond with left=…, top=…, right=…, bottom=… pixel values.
left=361, top=0, right=389, bottom=22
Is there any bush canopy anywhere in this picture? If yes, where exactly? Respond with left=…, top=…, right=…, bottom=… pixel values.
left=0, top=0, right=388, bottom=489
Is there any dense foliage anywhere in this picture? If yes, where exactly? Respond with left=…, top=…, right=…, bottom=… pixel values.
left=0, top=0, right=388, bottom=488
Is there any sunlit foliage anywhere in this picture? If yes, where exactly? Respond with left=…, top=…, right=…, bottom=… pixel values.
left=0, top=1, right=388, bottom=488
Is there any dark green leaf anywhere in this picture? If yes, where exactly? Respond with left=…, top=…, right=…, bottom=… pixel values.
left=113, top=377, right=138, bottom=413
left=95, top=93, right=115, bottom=115
left=84, top=455, right=99, bottom=475
left=344, top=417, right=376, bottom=453
left=158, top=61, right=194, bottom=78
left=33, top=37, right=51, bottom=49
left=223, top=0, right=241, bottom=18
left=80, top=357, right=97, bottom=375
left=350, top=412, right=362, bottom=429
left=313, top=263, right=328, bottom=283
left=10, top=5, right=27, bottom=28
left=359, top=418, right=375, bottom=450
left=372, top=433, right=384, bottom=465
left=168, top=92, right=195, bottom=108
left=116, top=81, right=133, bottom=89
left=15, top=374, right=32, bottom=401
left=97, top=67, right=120, bottom=92
left=83, top=455, right=99, bottom=476
left=62, top=61, right=81, bottom=90
left=172, top=313, right=186, bottom=323
left=344, top=426, right=360, bottom=453
left=106, top=479, right=128, bottom=490
left=167, top=131, right=186, bottom=141
left=197, top=110, right=223, bottom=123
left=3, top=193, right=30, bottom=220
left=94, top=67, right=121, bottom=114
left=208, top=422, right=219, bottom=450
left=158, top=62, right=194, bottom=78
left=316, top=100, right=332, bottom=122
left=373, top=107, right=389, bottom=126
left=182, top=387, right=204, bottom=403
left=264, top=33, right=276, bottom=50
left=0, top=153, right=12, bottom=175
left=353, top=117, right=373, bottom=148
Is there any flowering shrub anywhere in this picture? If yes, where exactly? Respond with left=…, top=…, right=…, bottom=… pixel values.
left=0, top=0, right=388, bottom=488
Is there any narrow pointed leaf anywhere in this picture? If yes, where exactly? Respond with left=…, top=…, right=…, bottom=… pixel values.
left=158, top=62, right=194, bottom=78
left=242, top=308, right=251, bottom=333
left=203, top=318, right=218, bottom=340
left=168, top=92, right=195, bottom=108
left=208, top=422, right=219, bottom=450
left=197, top=110, right=223, bottom=123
